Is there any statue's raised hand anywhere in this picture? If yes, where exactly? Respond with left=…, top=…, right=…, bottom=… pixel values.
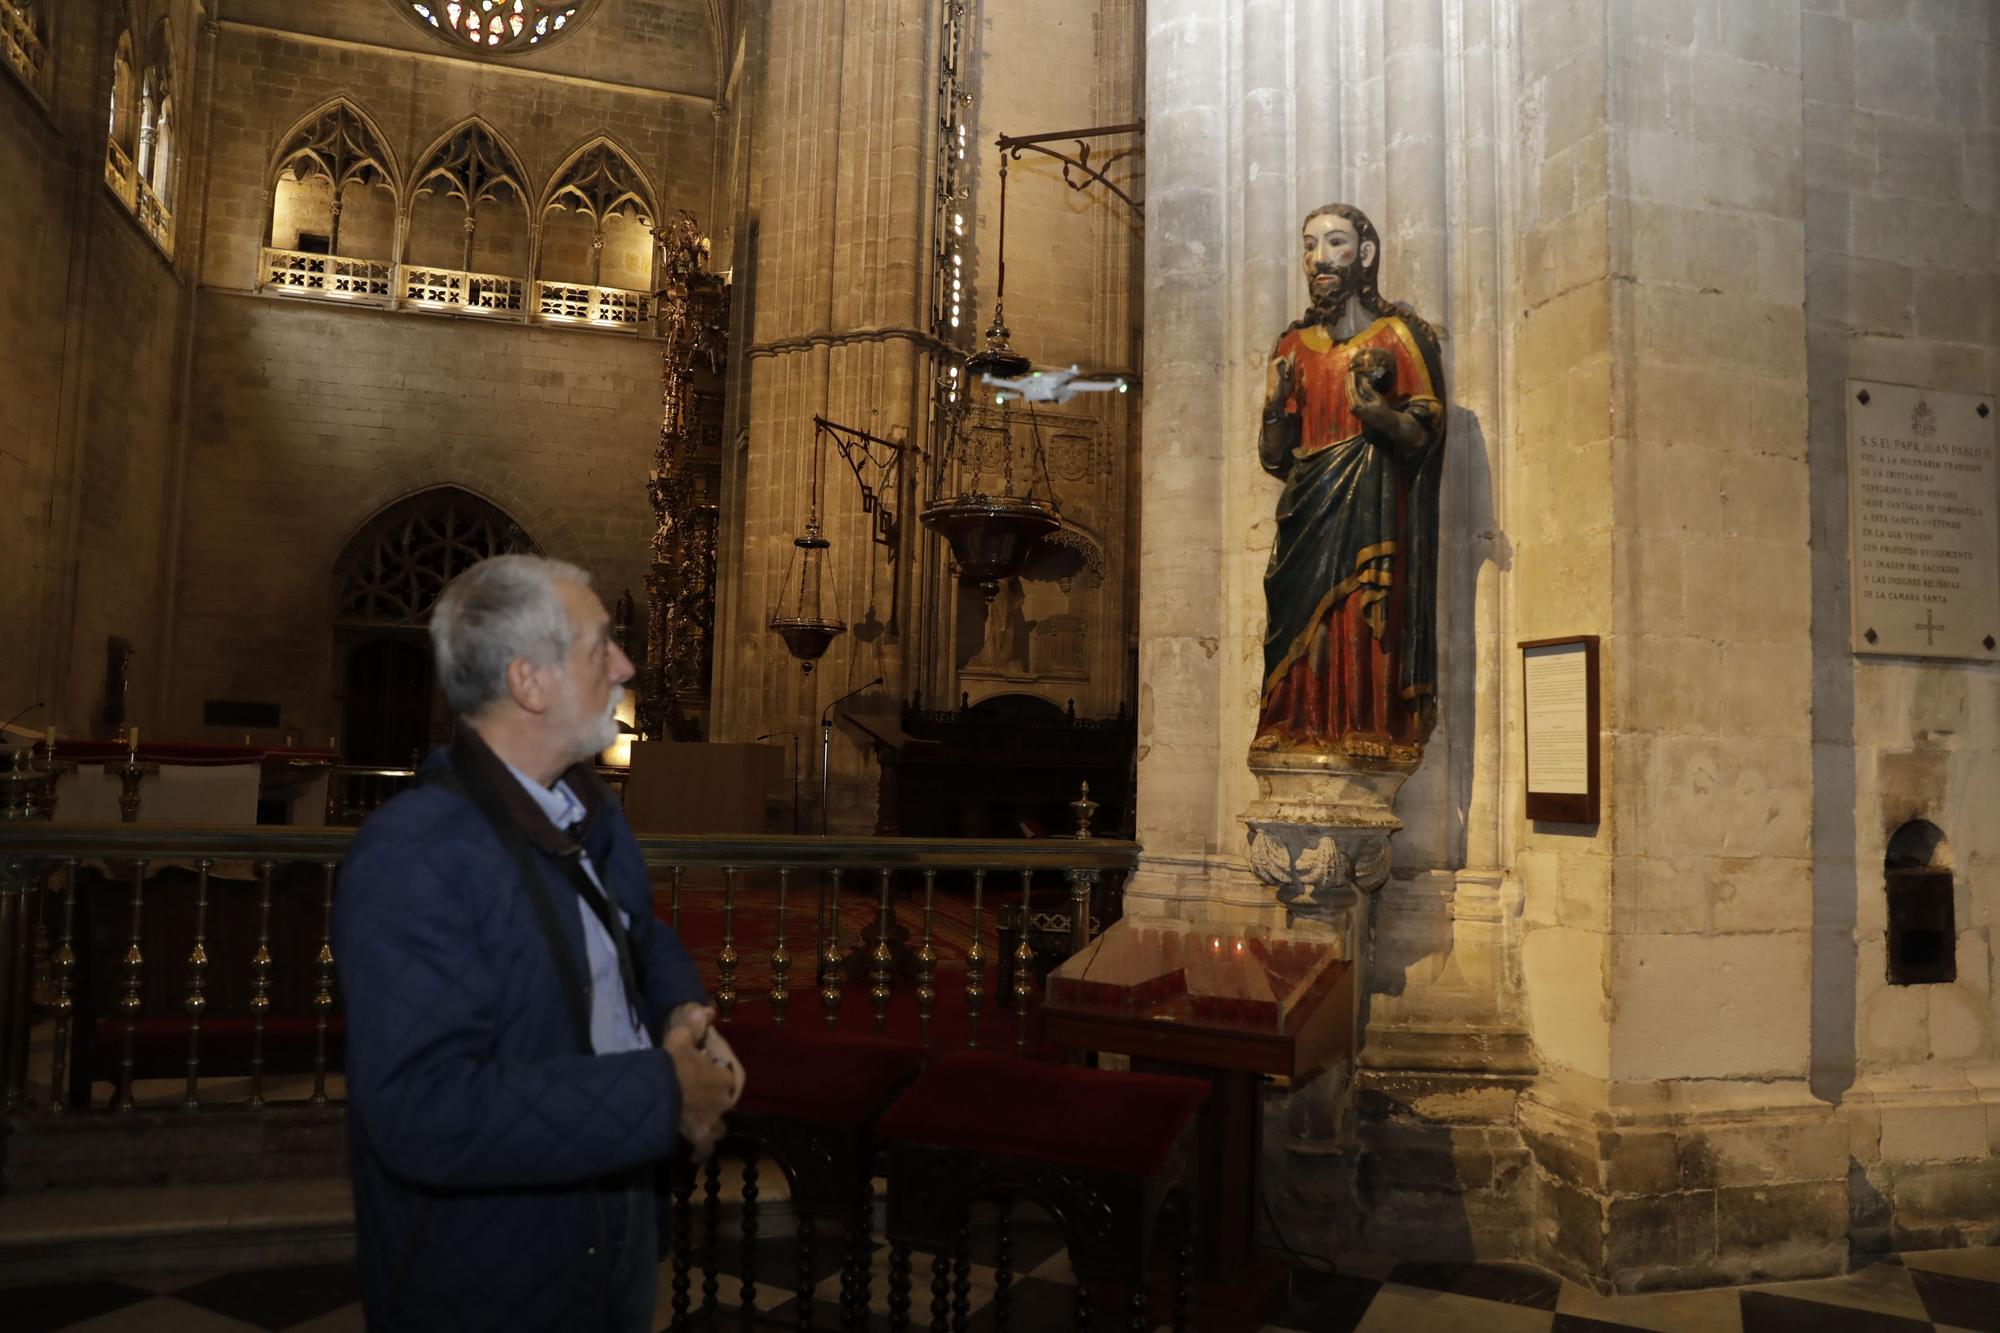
left=1265, top=353, right=1299, bottom=418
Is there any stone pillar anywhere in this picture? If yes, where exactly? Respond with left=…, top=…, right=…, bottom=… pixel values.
left=1140, top=0, right=1530, bottom=1265
left=712, top=0, right=938, bottom=831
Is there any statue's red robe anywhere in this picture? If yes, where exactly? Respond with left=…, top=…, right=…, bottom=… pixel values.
left=1255, top=313, right=1445, bottom=762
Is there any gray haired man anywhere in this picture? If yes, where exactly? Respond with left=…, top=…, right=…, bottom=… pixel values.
left=335, top=554, right=741, bottom=1332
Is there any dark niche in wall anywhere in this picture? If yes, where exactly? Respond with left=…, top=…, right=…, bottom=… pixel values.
left=1884, top=819, right=1955, bottom=986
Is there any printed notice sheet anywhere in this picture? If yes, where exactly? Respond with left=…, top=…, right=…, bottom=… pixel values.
left=1524, top=642, right=1590, bottom=798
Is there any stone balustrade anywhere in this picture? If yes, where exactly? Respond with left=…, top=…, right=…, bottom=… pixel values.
left=259, top=248, right=656, bottom=332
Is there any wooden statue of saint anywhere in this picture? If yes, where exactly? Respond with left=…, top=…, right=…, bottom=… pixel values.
left=1252, top=204, right=1446, bottom=765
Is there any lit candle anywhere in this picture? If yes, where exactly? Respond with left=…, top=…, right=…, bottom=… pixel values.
left=128, top=726, right=139, bottom=752
left=44, top=725, right=54, bottom=752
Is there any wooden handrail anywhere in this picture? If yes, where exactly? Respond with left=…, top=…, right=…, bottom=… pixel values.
left=0, top=823, right=1140, bottom=871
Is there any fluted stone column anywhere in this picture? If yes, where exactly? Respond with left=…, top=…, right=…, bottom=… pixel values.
left=1138, top=0, right=1530, bottom=1265
left=711, top=0, right=939, bottom=831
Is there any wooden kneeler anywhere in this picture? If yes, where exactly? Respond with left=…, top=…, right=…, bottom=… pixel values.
left=666, top=1026, right=925, bottom=1332
left=877, top=1052, right=1206, bottom=1332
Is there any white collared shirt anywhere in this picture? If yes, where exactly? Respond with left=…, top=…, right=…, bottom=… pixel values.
left=502, top=764, right=651, bottom=1055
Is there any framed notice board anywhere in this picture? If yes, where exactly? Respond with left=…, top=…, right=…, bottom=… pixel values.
left=1520, top=636, right=1601, bottom=825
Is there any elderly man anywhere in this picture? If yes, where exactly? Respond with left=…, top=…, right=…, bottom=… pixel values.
left=336, top=554, right=740, bottom=1332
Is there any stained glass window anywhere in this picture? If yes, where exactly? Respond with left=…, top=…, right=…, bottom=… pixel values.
left=400, top=1, right=590, bottom=54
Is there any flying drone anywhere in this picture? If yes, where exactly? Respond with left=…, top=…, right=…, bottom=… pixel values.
left=981, top=365, right=1130, bottom=406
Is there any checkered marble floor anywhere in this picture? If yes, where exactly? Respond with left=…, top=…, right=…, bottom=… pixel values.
left=8, top=1221, right=1999, bottom=1332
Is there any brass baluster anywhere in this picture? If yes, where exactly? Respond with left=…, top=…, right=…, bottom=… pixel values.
left=964, top=869, right=986, bottom=1048
left=820, top=868, right=843, bottom=1029
left=0, top=858, right=28, bottom=1113
left=115, top=858, right=150, bottom=1112
left=48, top=861, right=78, bottom=1113
left=915, top=869, right=937, bottom=1046
left=1014, top=869, right=1034, bottom=1055
left=311, top=861, right=337, bottom=1105
left=769, top=867, right=790, bottom=1024
left=870, top=868, right=893, bottom=1034
left=1068, top=868, right=1099, bottom=956
left=247, top=860, right=275, bottom=1109
left=182, top=858, right=213, bottom=1110
left=716, top=867, right=738, bottom=1021
left=669, top=864, right=684, bottom=932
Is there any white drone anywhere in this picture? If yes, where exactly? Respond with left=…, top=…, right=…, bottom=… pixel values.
left=982, top=365, right=1130, bottom=406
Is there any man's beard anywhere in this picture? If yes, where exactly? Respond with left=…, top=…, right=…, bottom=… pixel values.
left=566, top=692, right=621, bottom=764
left=1307, top=263, right=1361, bottom=321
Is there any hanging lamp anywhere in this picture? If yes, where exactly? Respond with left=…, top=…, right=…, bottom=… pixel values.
left=922, top=144, right=1060, bottom=601
left=769, top=421, right=846, bottom=672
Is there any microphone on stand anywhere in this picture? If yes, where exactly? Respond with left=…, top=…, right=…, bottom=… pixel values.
left=819, top=676, right=885, bottom=835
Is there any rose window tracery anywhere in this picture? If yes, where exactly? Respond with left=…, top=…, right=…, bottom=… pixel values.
left=399, top=1, right=595, bottom=54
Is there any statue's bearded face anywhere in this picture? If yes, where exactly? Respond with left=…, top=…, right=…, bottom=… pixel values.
left=1301, top=213, right=1373, bottom=311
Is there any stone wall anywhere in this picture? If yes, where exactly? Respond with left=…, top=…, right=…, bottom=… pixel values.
left=2, top=0, right=207, bottom=738
left=196, top=4, right=717, bottom=300
left=149, top=0, right=721, bottom=745
left=1143, top=0, right=1997, bottom=1293
left=1802, top=0, right=2000, bottom=1250
left=165, top=291, right=665, bottom=746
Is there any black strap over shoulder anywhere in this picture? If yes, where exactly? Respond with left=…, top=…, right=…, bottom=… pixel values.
left=425, top=753, right=597, bottom=1055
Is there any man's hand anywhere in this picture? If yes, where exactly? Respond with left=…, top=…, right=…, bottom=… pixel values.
left=665, top=1026, right=735, bottom=1163
left=667, top=1001, right=716, bottom=1044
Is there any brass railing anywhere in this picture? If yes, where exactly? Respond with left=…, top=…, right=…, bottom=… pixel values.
left=0, top=824, right=1135, bottom=1118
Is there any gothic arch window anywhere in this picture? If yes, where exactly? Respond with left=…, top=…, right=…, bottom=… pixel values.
left=405, top=118, right=532, bottom=309
left=108, top=31, right=137, bottom=152
left=334, top=487, right=541, bottom=626
left=267, top=100, right=400, bottom=261
left=393, top=1, right=601, bottom=55
left=537, top=137, right=657, bottom=297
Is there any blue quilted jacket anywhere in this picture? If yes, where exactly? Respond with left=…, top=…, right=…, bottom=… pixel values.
left=334, top=748, right=708, bottom=1331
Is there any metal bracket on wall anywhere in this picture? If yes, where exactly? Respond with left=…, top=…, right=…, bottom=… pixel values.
left=814, top=415, right=906, bottom=553
left=995, top=121, right=1145, bottom=211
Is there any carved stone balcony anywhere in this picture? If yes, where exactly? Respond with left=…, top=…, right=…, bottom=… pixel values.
left=400, top=263, right=526, bottom=316
left=134, top=180, right=175, bottom=261
left=256, top=249, right=657, bottom=333
left=103, top=139, right=137, bottom=210
left=0, top=3, right=44, bottom=92
left=534, top=279, right=654, bottom=329
left=262, top=248, right=395, bottom=305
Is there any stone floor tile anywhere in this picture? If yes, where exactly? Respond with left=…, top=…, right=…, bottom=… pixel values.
left=168, top=1263, right=362, bottom=1330
left=1353, top=1283, right=1557, bottom=1333
left=1737, top=1289, right=1933, bottom=1333
left=277, top=1305, right=366, bottom=1333
left=1909, top=1268, right=2000, bottom=1332
left=1552, top=1316, right=1675, bottom=1333
left=1903, top=1247, right=2000, bottom=1284
left=1555, top=1281, right=1745, bottom=1333
left=2, top=1279, right=154, bottom=1333
left=1749, top=1260, right=1929, bottom=1322
left=1266, top=1266, right=1382, bottom=1333
left=58, top=1297, right=266, bottom=1332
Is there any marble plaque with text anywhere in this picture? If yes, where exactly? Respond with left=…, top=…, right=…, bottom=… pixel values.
left=1848, top=380, right=1999, bottom=660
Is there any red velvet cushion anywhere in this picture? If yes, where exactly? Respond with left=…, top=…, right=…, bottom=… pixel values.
left=875, top=1051, right=1207, bottom=1177
left=721, top=1024, right=925, bottom=1126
